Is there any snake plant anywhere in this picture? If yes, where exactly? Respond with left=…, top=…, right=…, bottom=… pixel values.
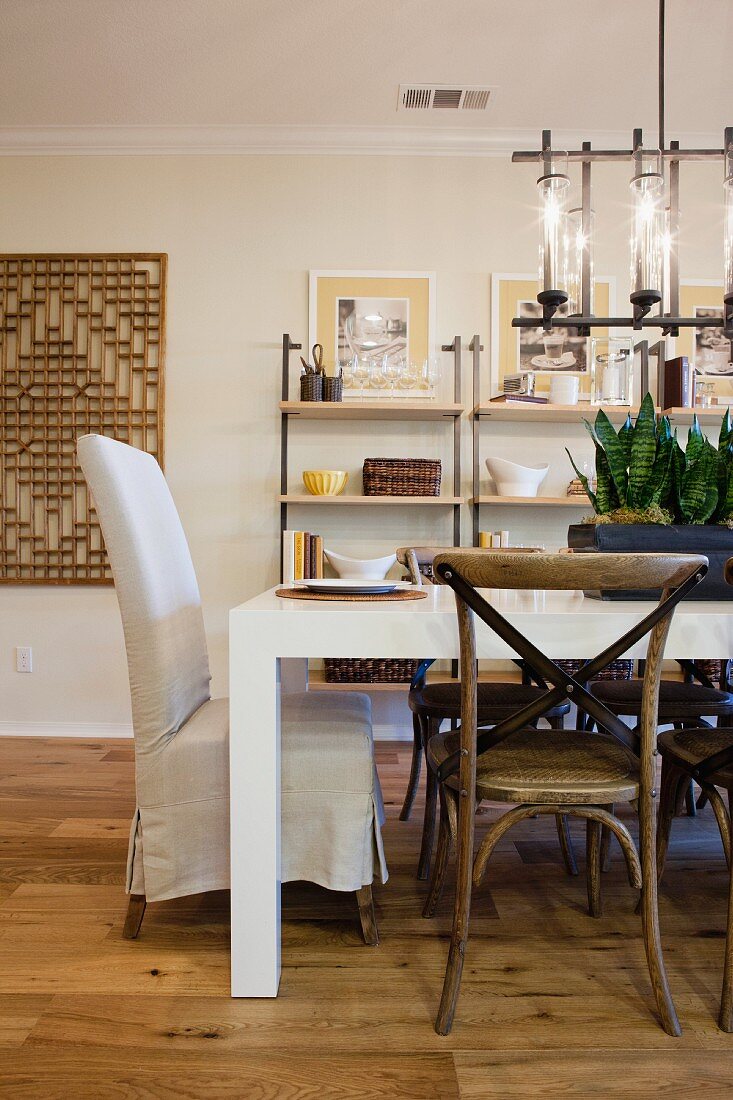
left=567, top=394, right=733, bottom=526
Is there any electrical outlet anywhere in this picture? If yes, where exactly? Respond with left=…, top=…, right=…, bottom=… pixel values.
left=15, top=647, right=32, bottom=673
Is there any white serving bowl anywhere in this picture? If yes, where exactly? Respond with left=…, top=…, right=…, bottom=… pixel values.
left=324, top=549, right=397, bottom=580
left=486, top=456, right=549, bottom=498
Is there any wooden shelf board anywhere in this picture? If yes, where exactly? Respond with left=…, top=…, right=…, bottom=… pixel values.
left=280, top=494, right=464, bottom=506
left=307, top=669, right=523, bottom=693
left=664, top=406, right=731, bottom=421
left=280, top=400, right=464, bottom=421
left=474, top=402, right=641, bottom=422
left=473, top=495, right=591, bottom=507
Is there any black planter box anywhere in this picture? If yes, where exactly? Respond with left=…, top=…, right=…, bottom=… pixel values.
left=567, top=523, right=733, bottom=600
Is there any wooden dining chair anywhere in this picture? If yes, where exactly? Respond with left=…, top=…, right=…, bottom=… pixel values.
left=586, top=662, right=733, bottom=817
left=78, top=434, right=387, bottom=944
left=422, top=549, right=707, bottom=1036
left=395, top=545, right=571, bottom=880
left=655, top=558, right=733, bottom=1031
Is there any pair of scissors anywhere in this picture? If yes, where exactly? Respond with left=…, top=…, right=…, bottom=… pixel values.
left=311, top=344, right=325, bottom=374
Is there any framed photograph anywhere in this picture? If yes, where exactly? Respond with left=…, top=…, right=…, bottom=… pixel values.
left=309, top=270, right=436, bottom=397
left=677, top=281, right=731, bottom=377
left=490, top=273, right=615, bottom=398
left=677, top=280, right=733, bottom=401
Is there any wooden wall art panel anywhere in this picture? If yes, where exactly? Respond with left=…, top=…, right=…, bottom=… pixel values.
left=0, top=253, right=166, bottom=584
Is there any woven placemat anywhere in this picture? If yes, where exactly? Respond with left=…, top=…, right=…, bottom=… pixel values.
left=275, top=587, right=428, bottom=602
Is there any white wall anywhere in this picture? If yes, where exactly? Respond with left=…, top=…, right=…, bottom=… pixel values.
left=0, top=153, right=725, bottom=734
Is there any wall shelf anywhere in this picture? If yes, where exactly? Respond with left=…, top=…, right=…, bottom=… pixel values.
left=279, top=494, right=465, bottom=506
left=474, top=402, right=641, bottom=422
left=473, top=495, right=590, bottom=507
left=280, top=400, right=463, bottom=421
left=279, top=334, right=465, bottom=581
left=664, top=406, right=731, bottom=423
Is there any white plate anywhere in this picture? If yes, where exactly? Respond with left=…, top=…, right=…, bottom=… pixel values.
left=530, top=352, right=577, bottom=370
left=298, top=579, right=406, bottom=595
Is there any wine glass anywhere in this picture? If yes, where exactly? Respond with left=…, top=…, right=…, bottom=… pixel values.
left=422, top=356, right=441, bottom=400
left=340, top=356, right=356, bottom=392
left=383, top=354, right=402, bottom=398
left=370, top=358, right=389, bottom=392
left=398, top=360, right=419, bottom=392
left=352, top=357, right=370, bottom=399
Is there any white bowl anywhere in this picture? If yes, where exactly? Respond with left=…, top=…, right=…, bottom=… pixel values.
left=324, top=549, right=397, bottom=580
left=486, top=456, right=549, bottom=498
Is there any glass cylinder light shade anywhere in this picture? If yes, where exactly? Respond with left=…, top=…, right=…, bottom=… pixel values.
left=566, top=207, right=595, bottom=316
left=590, top=336, right=633, bottom=406
left=537, top=152, right=570, bottom=308
left=629, top=147, right=664, bottom=310
left=724, top=140, right=733, bottom=309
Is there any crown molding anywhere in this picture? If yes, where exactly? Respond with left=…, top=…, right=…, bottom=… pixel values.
left=0, top=124, right=724, bottom=157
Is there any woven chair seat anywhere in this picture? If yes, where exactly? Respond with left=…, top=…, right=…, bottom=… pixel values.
left=427, top=727, right=639, bottom=804
left=658, top=727, right=733, bottom=786
left=409, top=681, right=571, bottom=722
left=589, top=678, right=733, bottom=719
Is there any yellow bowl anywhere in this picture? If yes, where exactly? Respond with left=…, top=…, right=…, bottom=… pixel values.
left=302, top=470, right=348, bottom=496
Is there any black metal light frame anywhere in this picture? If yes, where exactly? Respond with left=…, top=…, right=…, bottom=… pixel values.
left=512, top=0, right=733, bottom=338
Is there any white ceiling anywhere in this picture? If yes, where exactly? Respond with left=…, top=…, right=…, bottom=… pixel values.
left=0, top=0, right=731, bottom=153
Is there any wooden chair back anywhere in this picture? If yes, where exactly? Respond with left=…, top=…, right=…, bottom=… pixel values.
left=431, top=550, right=707, bottom=797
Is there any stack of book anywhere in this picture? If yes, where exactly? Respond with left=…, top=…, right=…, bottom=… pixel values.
left=283, top=530, right=324, bottom=583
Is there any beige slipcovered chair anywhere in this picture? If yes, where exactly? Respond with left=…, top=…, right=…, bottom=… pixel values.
left=77, top=434, right=387, bottom=944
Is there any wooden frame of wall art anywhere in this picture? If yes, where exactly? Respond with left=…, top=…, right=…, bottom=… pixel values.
left=677, top=279, right=732, bottom=400
left=308, top=270, right=436, bottom=398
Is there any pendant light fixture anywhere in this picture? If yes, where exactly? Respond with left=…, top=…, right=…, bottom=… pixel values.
left=511, top=0, right=733, bottom=339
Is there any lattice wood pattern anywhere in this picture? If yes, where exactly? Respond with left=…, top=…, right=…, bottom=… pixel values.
left=0, top=253, right=166, bottom=584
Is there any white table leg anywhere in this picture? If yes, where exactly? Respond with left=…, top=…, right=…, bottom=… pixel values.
left=229, top=619, right=281, bottom=997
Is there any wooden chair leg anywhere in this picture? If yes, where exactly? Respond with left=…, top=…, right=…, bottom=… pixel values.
left=423, top=786, right=455, bottom=918
left=600, top=823, right=613, bottom=873
left=122, top=894, right=147, bottom=940
left=356, top=885, right=379, bottom=946
left=555, top=814, right=578, bottom=876
left=639, top=791, right=682, bottom=1036
left=399, top=713, right=423, bottom=821
left=719, top=823, right=733, bottom=1032
left=684, top=780, right=697, bottom=817
left=586, top=819, right=602, bottom=918
left=417, top=718, right=439, bottom=882
left=435, top=781, right=475, bottom=1035
left=657, top=758, right=683, bottom=884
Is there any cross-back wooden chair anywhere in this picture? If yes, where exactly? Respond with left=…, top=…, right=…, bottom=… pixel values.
left=585, top=657, right=733, bottom=817
left=656, top=557, right=733, bottom=1032
left=424, top=549, right=707, bottom=1036
left=395, top=545, right=572, bottom=880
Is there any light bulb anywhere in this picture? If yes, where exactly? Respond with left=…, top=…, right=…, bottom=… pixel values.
left=629, top=146, right=664, bottom=311
left=537, top=151, right=570, bottom=309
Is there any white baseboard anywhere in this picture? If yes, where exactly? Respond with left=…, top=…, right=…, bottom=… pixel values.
left=0, top=721, right=133, bottom=738
left=0, top=720, right=408, bottom=741
left=373, top=724, right=413, bottom=742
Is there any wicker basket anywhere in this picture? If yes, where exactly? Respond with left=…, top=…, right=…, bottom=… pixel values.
left=300, top=373, right=323, bottom=401
left=323, top=376, right=343, bottom=402
left=363, top=457, right=441, bottom=497
left=692, top=659, right=724, bottom=684
left=323, top=657, right=420, bottom=684
left=555, top=659, right=633, bottom=682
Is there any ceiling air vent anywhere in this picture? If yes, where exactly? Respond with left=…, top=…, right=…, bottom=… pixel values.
left=398, top=84, right=495, bottom=112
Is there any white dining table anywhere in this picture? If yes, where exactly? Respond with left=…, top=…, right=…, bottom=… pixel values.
left=229, top=584, right=733, bottom=997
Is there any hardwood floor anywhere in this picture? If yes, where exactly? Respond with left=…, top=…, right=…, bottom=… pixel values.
left=1, top=736, right=733, bottom=1097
